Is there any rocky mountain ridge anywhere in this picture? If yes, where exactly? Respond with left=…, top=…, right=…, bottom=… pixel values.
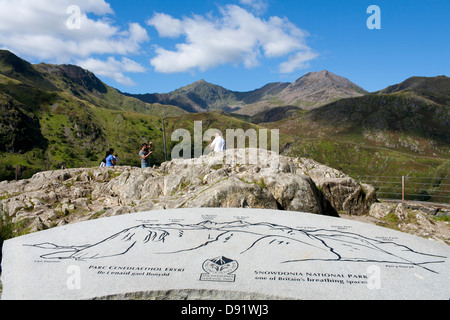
left=279, top=70, right=368, bottom=108
left=127, top=70, right=368, bottom=115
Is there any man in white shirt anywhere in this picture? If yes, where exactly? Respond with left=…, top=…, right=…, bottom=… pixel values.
left=210, top=133, right=226, bottom=152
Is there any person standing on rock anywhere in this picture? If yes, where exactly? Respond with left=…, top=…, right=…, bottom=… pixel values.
left=210, top=132, right=226, bottom=153
left=106, top=148, right=117, bottom=167
left=100, top=150, right=110, bottom=167
left=140, top=143, right=152, bottom=168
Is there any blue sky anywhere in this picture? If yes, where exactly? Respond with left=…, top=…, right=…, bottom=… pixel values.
left=0, top=0, right=449, bottom=94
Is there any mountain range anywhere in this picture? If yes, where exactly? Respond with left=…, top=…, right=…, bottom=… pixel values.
left=0, top=49, right=448, bottom=202
left=125, top=70, right=368, bottom=115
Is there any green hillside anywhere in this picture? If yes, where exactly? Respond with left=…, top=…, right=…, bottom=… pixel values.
left=269, top=83, right=450, bottom=202
left=0, top=50, right=188, bottom=180
left=0, top=82, right=169, bottom=180
left=378, top=75, right=450, bottom=106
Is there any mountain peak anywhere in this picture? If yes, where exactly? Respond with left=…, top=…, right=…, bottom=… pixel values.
left=308, top=70, right=332, bottom=76
left=276, top=70, right=368, bottom=110
left=295, top=70, right=355, bottom=85
left=175, top=79, right=222, bottom=92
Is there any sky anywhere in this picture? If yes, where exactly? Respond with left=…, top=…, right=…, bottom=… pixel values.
left=0, top=0, right=449, bottom=94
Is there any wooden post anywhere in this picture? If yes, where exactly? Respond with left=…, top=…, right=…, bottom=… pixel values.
left=402, top=176, right=405, bottom=202
left=162, top=116, right=168, bottom=162
left=15, top=165, right=18, bottom=181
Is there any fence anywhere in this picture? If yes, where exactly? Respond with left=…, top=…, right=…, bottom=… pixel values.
left=356, top=175, right=450, bottom=204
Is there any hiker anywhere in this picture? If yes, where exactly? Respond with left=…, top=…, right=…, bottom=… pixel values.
left=210, top=132, right=226, bottom=152
left=140, top=143, right=152, bottom=168
left=100, top=150, right=111, bottom=167
left=106, top=148, right=117, bottom=167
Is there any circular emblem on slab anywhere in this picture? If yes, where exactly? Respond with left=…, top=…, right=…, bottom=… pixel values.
left=202, top=256, right=239, bottom=275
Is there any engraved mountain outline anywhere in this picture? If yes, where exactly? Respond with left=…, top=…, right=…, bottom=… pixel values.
left=26, top=220, right=447, bottom=273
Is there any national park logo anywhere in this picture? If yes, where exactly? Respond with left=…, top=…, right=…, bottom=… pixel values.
left=200, top=256, right=239, bottom=282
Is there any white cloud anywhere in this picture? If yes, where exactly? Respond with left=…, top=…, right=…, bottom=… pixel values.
left=0, top=0, right=149, bottom=85
left=147, top=13, right=183, bottom=38
left=0, top=0, right=319, bottom=85
left=78, top=56, right=146, bottom=86
left=239, top=0, right=269, bottom=15
left=147, top=4, right=317, bottom=74
left=279, top=50, right=319, bottom=73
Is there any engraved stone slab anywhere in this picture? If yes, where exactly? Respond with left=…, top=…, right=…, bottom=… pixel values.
left=2, top=208, right=449, bottom=300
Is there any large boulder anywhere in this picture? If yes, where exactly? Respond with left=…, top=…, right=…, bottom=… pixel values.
left=315, top=178, right=376, bottom=216
left=184, top=177, right=279, bottom=209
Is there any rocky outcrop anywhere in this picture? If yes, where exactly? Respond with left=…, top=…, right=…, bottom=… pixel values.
left=0, top=149, right=376, bottom=234
left=316, top=178, right=376, bottom=216
left=366, top=200, right=450, bottom=244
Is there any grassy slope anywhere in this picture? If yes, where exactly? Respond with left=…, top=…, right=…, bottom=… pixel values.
left=0, top=71, right=176, bottom=179
left=0, top=51, right=191, bottom=180
left=268, top=91, right=449, bottom=202
left=33, top=63, right=188, bottom=117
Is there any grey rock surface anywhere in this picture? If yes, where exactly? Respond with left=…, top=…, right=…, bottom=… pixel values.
left=0, top=149, right=376, bottom=235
